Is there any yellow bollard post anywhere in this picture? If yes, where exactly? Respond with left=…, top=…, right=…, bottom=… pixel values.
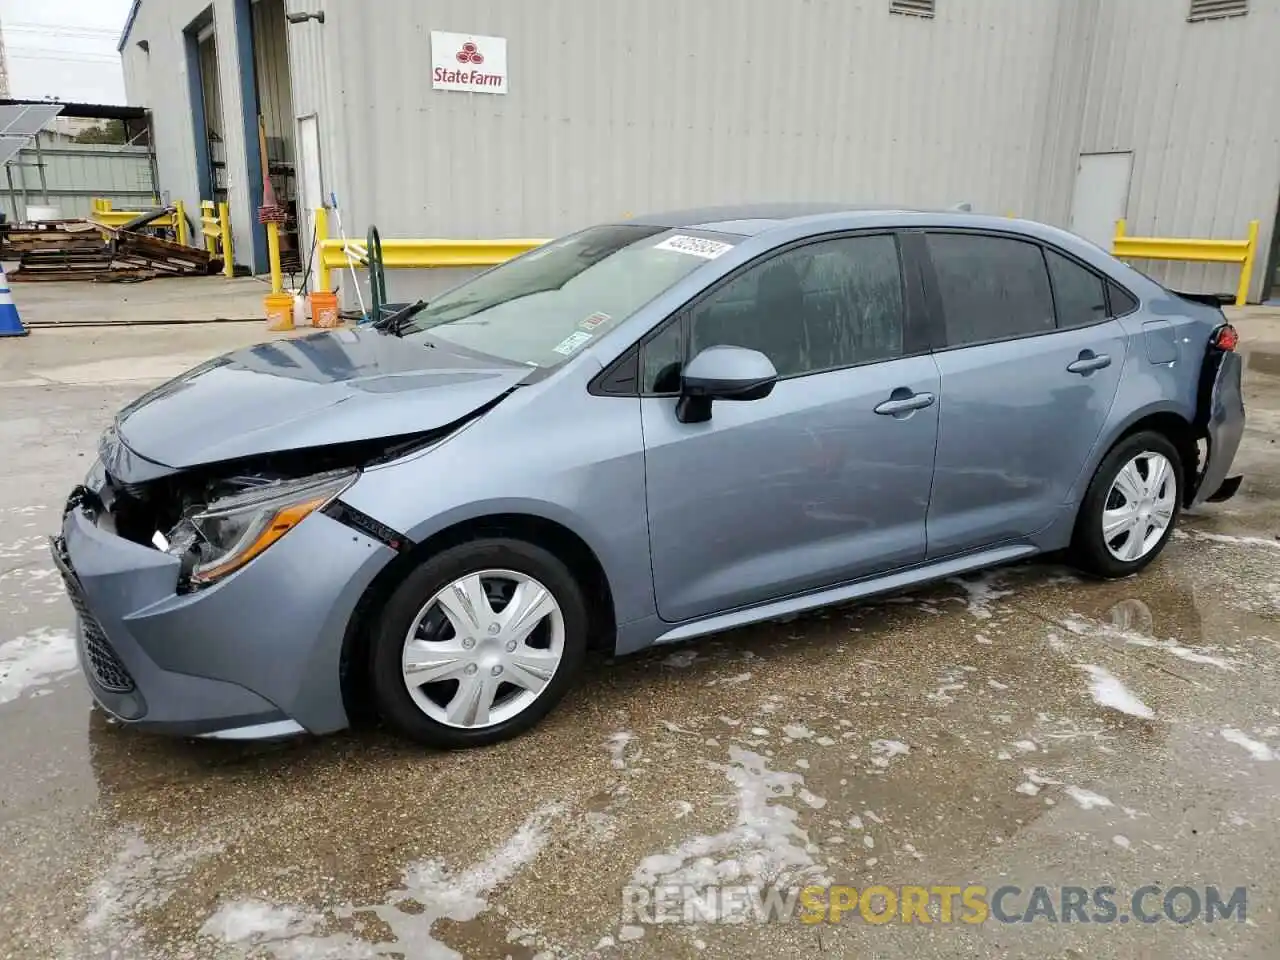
left=1236, top=219, right=1259, bottom=307
left=314, top=206, right=331, bottom=293
left=175, top=200, right=188, bottom=247
left=266, top=221, right=283, bottom=294
left=218, top=202, right=234, bottom=278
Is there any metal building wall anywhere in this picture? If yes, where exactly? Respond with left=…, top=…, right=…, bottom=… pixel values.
left=120, top=0, right=260, bottom=270
left=9, top=142, right=157, bottom=219
left=303, top=0, right=1067, bottom=243
left=1073, top=0, right=1280, bottom=301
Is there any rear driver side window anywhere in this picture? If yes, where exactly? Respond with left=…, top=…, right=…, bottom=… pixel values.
left=926, top=233, right=1055, bottom=346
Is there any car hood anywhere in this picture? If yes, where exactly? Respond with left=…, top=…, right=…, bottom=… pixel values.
left=111, top=327, right=530, bottom=470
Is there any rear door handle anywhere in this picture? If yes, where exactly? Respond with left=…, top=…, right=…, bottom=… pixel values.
left=1066, top=351, right=1112, bottom=375
left=874, top=391, right=936, bottom=416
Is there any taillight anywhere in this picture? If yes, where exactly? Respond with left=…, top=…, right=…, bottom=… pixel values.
left=1212, top=323, right=1239, bottom=352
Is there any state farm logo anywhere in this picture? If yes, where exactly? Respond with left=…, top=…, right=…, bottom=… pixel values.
left=430, top=31, right=507, bottom=94
left=455, top=41, right=484, bottom=65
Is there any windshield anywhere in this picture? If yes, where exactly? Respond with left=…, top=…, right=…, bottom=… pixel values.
left=397, top=224, right=739, bottom=367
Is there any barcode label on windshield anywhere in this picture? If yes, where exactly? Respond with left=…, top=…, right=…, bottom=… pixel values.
left=653, top=235, right=733, bottom=260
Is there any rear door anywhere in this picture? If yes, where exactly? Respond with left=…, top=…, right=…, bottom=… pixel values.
left=919, top=232, right=1127, bottom=557
left=640, top=232, right=939, bottom=623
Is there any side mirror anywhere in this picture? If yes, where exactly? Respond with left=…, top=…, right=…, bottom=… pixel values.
left=676, top=345, right=778, bottom=423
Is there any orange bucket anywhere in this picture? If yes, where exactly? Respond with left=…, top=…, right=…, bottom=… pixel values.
left=264, top=292, right=294, bottom=331
left=310, top=291, right=340, bottom=329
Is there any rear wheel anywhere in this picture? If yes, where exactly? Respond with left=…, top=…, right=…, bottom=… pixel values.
left=1070, top=431, right=1182, bottom=578
left=370, top=538, right=588, bottom=748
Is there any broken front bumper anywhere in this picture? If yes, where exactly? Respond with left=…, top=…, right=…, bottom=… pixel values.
left=52, top=490, right=396, bottom=738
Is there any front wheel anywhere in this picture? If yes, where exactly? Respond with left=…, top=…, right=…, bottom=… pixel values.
left=1070, top=431, right=1182, bottom=579
left=369, top=538, right=588, bottom=748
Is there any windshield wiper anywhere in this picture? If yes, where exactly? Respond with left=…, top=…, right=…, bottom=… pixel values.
left=373, top=299, right=428, bottom=336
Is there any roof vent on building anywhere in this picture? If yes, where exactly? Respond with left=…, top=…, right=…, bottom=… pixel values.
left=890, top=0, right=935, bottom=18
left=1188, top=0, right=1248, bottom=21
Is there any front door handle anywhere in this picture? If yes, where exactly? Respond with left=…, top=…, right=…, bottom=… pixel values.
left=1066, top=351, right=1112, bottom=375
left=874, top=390, right=936, bottom=416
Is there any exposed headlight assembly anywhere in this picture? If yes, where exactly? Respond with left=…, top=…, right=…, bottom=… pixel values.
left=168, top=469, right=356, bottom=586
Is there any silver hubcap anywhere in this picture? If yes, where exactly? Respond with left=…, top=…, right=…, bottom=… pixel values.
left=1102, top=451, right=1176, bottom=562
left=401, top=569, right=565, bottom=729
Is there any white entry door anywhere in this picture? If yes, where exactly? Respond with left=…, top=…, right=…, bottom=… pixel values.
left=1069, top=152, right=1133, bottom=251
left=296, top=114, right=324, bottom=288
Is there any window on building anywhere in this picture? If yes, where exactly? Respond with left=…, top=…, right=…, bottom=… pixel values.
left=926, top=233, right=1055, bottom=346
left=1045, top=249, right=1108, bottom=328
left=890, top=0, right=936, bottom=17
left=1188, top=0, right=1247, bottom=22
left=644, top=235, right=905, bottom=387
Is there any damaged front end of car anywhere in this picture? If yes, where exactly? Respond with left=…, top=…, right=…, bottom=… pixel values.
left=85, top=427, right=453, bottom=594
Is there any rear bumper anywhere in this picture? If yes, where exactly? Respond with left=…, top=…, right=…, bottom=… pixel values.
left=1190, top=349, right=1245, bottom=507
left=52, top=494, right=396, bottom=738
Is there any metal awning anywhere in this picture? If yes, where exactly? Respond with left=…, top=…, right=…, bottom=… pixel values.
left=0, top=103, right=63, bottom=167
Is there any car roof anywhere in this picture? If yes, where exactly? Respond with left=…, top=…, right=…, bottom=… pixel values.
left=629, top=203, right=927, bottom=236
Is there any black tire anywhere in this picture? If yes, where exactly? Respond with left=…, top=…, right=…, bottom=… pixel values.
left=1070, top=430, right=1183, bottom=579
left=369, top=538, right=588, bottom=748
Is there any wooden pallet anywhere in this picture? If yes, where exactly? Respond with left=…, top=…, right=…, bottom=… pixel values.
left=7, top=213, right=213, bottom=282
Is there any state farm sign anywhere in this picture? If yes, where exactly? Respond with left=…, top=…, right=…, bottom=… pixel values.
left=430, top=31, right=508, bottom=94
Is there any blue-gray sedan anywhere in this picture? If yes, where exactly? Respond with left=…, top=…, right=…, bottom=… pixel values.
left=54, top=205, right=1245, bottom=747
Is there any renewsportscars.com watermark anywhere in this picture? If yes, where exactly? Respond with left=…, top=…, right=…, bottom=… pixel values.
left=621, top=884, right=1248, bottom=926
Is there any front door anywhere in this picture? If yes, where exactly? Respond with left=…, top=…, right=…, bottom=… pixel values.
left=640, top=233, right=939, bottom=623
left=920, top=232, right=1127, bottom=556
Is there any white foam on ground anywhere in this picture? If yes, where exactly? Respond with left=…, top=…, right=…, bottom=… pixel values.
left=782, top=723, right=814, bottom=740
left=202, top=803, right=565, bottom=959
left=200, top=900, right=317, bottom=943
left=1062, top=614, right=1236, bottom=670
left=1186, top=531, right=1280, bottom=551
left=1075, top=664, right=1154, bottom=719
left=662, top=650, right=699, bottom=668
left=1064, top=786, right=1114, bottom=811
left=82, top=829, right=224, bottom=953
left=628, top=747, right=826, bottom=922
left=1220, top=728, right=1275, bottom=761
left=948, top=572, right=1014, bottom=619
left=606, top=731, right=637, bottom=769
left=0, top=626, right=76, bottom=705
left=868, top=739, right=909, bottom=768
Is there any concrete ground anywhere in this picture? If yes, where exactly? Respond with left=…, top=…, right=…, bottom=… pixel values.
left=0, top=316, right=1278, bottom=959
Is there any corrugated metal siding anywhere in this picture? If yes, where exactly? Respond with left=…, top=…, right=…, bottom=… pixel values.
left=121, top=0, right=259, bottom=269
left=315, top=0, right=1065, bottom=241
left=1076, top=0, right=1280, bottom=299
left=8, top=144, right=156, bottom=219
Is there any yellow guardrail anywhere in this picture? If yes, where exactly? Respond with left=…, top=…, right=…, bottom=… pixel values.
left=89, top=198, right=187, bottom=246
left=200, top=200, right=235, bottom=279
left=312, top=206, right=549, bottom=294
left=1112, top=219, right=1259, bottom=307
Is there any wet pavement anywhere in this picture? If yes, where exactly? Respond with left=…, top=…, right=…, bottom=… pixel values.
left=1, top=326, right=1279, bottom=959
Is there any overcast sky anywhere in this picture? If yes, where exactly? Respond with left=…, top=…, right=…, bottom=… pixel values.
left=1, top=0, right=134, bottom=104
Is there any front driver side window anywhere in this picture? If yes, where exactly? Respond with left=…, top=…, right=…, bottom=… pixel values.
left=642, top=234, right=905, bottom=392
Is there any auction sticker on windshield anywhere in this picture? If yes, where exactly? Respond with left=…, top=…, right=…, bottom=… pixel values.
left=653, top=235, right=734, bottom=260
left=580, top=311, right=611, bottom=330
left=553, top=330, right=594, bottom=356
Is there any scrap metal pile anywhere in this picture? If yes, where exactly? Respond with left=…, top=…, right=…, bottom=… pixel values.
left=1, top=209, right=215, bottom=282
